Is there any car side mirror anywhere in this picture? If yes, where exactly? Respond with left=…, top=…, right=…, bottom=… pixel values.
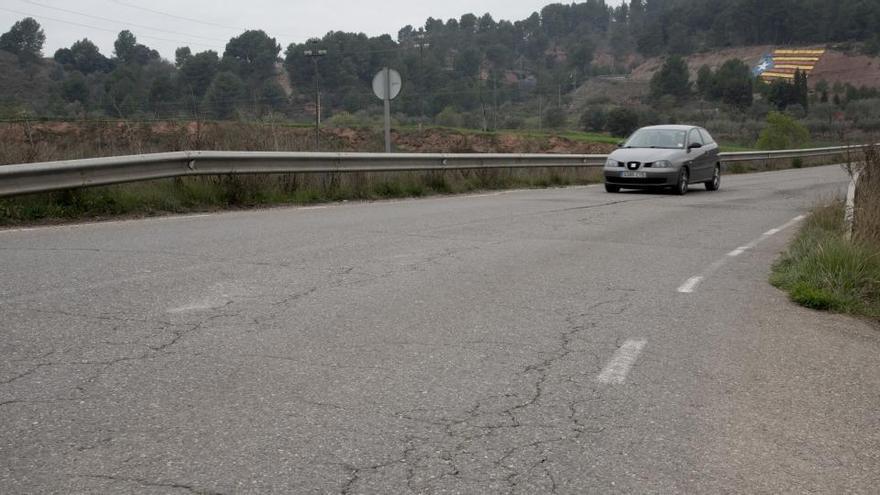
left=688, top=142, right=703, bottom=150
left=617, top=141, right=625, bottom=148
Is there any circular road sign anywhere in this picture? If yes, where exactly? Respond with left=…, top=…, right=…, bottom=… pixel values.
left=372, top=68, right=402, bottom=101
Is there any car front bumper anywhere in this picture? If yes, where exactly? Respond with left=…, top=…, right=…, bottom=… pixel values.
left=603, top=168, right=679, bottom=188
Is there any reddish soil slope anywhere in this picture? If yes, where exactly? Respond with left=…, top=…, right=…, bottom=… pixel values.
left=629, top=46, right=880, bottom=88
left=811, top=51, right=880, bottom=88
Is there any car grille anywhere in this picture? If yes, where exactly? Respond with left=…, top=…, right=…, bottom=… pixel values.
left=611, top=177, right=668, bottom=185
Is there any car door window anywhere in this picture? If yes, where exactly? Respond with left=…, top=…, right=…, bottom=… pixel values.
left=688, top=130, right=704, bottom=147
left=699, top=128, right=715, bottom=145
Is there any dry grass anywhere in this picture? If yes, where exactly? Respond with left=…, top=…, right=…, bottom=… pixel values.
left=0, top=120, right=346, bottom=165
left=0, top=167, right=603, bottom=226
left=771, top=201, right=880, bottom=318
left=0, top=119, right=610, bottom=225
left=853, top=146, right=880, bottom=244
left=0, top=120, right=616, bottom=165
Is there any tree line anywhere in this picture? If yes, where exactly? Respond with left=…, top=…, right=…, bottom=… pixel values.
left=1, top=0, right=879, bottom=124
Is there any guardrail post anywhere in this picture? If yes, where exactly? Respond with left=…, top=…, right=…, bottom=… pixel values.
left=844, top=171, right=859, bottom=241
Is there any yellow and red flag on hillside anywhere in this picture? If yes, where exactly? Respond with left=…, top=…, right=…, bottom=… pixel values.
left=753, top=49, right=825, bottom=81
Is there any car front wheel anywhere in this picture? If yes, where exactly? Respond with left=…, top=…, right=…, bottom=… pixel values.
left=674, top=168, right=689, bottom=196
left=705, top=165, right=721, bottom=191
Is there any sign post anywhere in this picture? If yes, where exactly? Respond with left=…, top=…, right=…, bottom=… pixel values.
left=372, top=68, right=402, bottom=153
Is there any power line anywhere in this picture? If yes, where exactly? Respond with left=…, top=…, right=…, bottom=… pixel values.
left=0, top=6, right=215, bottom=48
left=8, top=3, right=447, bottom=59
left=22, top=0, right=228, bottom=43
left=106, top=1, right=435, bottom=56
left=111, top=0, right=301, bottom=39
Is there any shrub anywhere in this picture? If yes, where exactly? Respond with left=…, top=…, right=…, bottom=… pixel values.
left=461, top=111, right=484, bottom=129
left=770, top=201, right=880, bottom=318
left=544, top=106, right=567, bottom=129
left=325, top=111, right=360, bottom=128
left=435, top=106, right=463, bottom=128
left=756, top=112, right=810, bottom=150
left=501, top=116, right=525, bottom=129
left=803, top=118, right=832, bottom=136
left=606, top=107, right=639, bottom=137
left=638, top=107, right=664, bottom=127
left=579, top=107, right=606, bottom=132
left=845, top=98, right=880, bottom=123
left=785, top=104, right=807, bottom=119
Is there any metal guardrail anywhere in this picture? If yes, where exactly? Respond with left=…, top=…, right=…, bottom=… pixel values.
left=719, top=145, right=868, bottom=162
left=0, top=145, right=870, bottom=198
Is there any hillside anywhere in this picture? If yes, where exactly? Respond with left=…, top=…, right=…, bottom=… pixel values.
left=2, top=0, right=880, bottom=123
left=1, top=0, right=879, bottom=151
left=630, top=46, right=774, bottom=82
left=630, top=46, right=880, bottom=89
left=811, top=50, right=880, bottom=88
left=568, top=45, right=880, bottom=125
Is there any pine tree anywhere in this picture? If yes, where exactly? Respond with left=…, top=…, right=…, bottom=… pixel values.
left=649, top=55, right=691, bottom=100
left=793, top=69, right=809, bottom=111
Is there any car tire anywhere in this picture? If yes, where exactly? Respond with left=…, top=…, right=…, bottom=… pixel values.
left=605, top=183, right=620, bottom=193
left=705, top=165, right=721, bottom=191
left=674, top=168, right=689, bottom=196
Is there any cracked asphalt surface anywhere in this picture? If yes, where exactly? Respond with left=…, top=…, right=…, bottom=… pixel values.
left=2, top=165, right=878, bottom=494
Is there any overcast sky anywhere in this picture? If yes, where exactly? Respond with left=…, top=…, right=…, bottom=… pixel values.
left=1, top=0, right=623, bottom=60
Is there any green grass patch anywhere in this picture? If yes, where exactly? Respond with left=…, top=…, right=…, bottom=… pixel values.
left=555, top=131, right=621, bottom=145
left=719, top=144, right=757, bottom=153
left=770, top=202, right=880, bottom=319
left=396, top=125, right=622, bottom=147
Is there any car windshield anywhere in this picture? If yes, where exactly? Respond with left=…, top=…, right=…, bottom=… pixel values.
left=623, top=129, right=687, bottom=149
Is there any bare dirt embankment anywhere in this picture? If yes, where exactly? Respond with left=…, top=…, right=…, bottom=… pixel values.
left=628, top=45, right=880, bottom=88
left=393, top=129, right=612, bottom=154
left=630, top=46, right=774, bottom=82
left=812, top=51, right=880, bottom=88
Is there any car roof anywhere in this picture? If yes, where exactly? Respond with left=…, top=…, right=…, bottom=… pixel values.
left=637, top=125, right=698, bottom=131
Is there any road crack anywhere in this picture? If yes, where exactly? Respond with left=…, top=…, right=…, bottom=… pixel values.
left=77, top=474, right=225, bottom=494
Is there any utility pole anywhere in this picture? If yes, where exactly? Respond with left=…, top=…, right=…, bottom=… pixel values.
left=492, top=73, right=498, bottom=131
left=414, top=34, right=430, bottom=127
left=538, top=93, right=543, bottom=132
left=304, top=41, right=327, bottom=151
left=478, top=76, right=486, bottom=131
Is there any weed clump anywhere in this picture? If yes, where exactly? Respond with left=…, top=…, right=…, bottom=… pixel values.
left=771, top=201, right=880, bottom=318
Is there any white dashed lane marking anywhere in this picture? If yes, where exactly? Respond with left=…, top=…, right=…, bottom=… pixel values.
left=677, top=276, right=704, bottom=294
left=679, top=214, right=806, bottom=293
left=596, top=339, right=647, bottom=384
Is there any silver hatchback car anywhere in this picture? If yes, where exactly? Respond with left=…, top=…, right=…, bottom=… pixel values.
left=603, top=125, right=721, bottom=195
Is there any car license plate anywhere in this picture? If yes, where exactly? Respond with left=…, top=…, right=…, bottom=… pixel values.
left=621, top=171, right=646, bottom=178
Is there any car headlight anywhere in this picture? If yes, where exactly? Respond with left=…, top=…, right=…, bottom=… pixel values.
left=652, top=160, right=672, bottom=168
left=605, top=158, right=618, bottom=168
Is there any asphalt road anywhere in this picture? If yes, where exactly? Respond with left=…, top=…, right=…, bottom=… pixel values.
left=2, top=165, right=878, bottom=494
